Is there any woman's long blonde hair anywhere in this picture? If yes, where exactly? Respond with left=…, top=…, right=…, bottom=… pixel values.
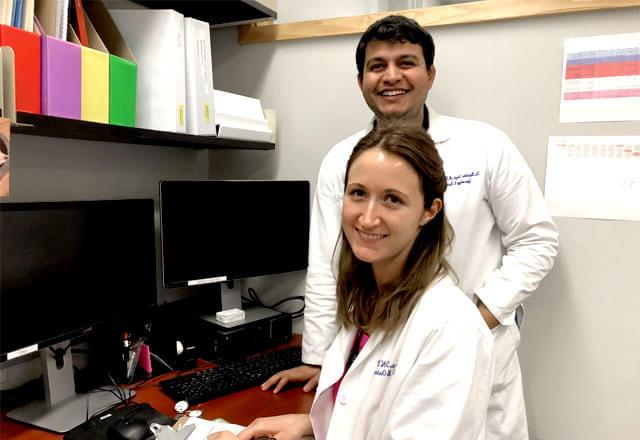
left=336, top=126, right=453, bottom=335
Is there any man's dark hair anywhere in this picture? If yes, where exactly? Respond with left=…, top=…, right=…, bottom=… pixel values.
left=356, top=15, right=435, bottom=79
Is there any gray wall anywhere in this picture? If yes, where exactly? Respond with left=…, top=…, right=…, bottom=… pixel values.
left=5, top=135, right=211, bottom=305
left=211, top=6, right=640, bottom=439
left=1, top=135, right=210, bottom=387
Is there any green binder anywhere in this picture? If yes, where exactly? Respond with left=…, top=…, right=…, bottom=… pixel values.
left=109, top=55, right=136, bottom=127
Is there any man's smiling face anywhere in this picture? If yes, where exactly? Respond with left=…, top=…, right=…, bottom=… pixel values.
left=358, top=40, right=435, bottom=127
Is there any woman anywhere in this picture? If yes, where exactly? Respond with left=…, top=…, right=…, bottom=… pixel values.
left=211, top=126, right=493, bottom=440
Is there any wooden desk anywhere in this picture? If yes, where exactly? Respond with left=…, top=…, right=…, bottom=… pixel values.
left=1, top=336, right=313, bottom=439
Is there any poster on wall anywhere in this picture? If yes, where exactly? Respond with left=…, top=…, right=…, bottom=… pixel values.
left=0, top=118, right=9, bottom=197
left=545, top=136, right=640, bottom=221
left=559, top=33, right=640, bottom=123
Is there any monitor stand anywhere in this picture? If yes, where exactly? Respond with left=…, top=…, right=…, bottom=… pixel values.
left=211, top=280, right=281, bottom=328
left=219, top=280, right=243, bottom=311
left=6, top=341, right=133, bottom=433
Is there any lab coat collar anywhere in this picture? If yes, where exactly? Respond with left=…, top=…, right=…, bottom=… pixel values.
left=367, top=105, right=450, bottom=145
left=427, top=108, right=451, bottom=145
left=317, top=326, right=381, bottom=394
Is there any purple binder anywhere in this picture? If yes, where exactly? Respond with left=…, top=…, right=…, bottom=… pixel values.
left=41, top=35, right=81, bottom=119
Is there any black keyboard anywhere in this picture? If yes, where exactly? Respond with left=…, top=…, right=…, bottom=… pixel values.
left=160, top=346, right=302, bottom=404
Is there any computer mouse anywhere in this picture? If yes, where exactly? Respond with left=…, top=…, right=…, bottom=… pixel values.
left=106, top=417, right=151, bottom=440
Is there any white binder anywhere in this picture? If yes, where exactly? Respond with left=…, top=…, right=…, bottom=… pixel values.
left=184, top=16, right=216, bottom=135
left=109, top=8, right=186, bottom=133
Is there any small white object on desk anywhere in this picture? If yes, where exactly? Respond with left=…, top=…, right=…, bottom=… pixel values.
left=174, top=400, right=189, bottom=414
left=173, top=416, right=245, bottom=439
left=215, top=308, right=246, bottom=324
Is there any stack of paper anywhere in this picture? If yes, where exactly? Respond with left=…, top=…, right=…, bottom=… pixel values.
left=172, top=416, right=315, bottom=440
left=173, top=416, right=244, bottom=438
left=215, top=89, right=273, bottom=142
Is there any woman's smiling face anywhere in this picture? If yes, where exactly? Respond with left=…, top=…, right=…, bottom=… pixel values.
left=342, top=146, right=434, bottom=285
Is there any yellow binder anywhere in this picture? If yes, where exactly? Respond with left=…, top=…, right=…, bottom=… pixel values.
left=69, top=9, right=109, bottom=124
left=80, top=46, right=108, bottom=123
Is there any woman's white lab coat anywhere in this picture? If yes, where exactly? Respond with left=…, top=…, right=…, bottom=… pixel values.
left=309, top=275, right=493, bottom=440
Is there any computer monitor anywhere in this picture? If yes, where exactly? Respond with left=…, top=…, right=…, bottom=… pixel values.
left=159, top=180, right=310, bottom=317
left=0, top=199, right=157, bottom=433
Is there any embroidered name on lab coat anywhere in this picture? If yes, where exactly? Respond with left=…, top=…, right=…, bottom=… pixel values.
left=447, top=170, right=480, bottom=186
left=374, top=359, right=396, bottom=377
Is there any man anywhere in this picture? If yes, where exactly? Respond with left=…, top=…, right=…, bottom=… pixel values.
left=262, top=15, right=559, bottom=439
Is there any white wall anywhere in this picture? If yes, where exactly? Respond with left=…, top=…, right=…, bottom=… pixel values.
left=211, top=5, right=640, bottom=439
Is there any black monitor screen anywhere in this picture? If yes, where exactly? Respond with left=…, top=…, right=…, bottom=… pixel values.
left=160, top=180, right=310, bottom=288
left=0, top=199, right=157, bottom=360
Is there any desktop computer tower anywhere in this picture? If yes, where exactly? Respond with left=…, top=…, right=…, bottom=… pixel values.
left=148, top=294, right=216, bottom=371
left=197, top=307, right=292, bottom=361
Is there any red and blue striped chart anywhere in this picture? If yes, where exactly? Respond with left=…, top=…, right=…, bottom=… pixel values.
left=560, top=33, right=640, bottom=122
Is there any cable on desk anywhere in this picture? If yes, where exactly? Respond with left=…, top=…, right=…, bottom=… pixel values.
left=242, top=287, right=305, bottom=319
left=85, top=391, right=90, bottom=422
left=128, top=350, right=200, bottom=394
left=77, top=400, right=146, bottom=433
left=107, top=372, right=127, bottom=402
left=242, top=287, right=265, bottom=307
left=84, top=387, right=135, bottom=422
left=130, top=355, right=203, bottom=395
left=150, top=351, right=174, bottom=372
left=130, top=370, right=166, bottom=391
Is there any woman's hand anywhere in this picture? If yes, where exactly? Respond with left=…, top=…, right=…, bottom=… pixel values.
left=207, top=431, right=240, bottom=440
left=236, top=414, right=313, bottom=440
left=261, top=365, right=321, bottom=393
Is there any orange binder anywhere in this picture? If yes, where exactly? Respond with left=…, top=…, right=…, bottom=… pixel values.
left=0, top=25, right=40, bottom=114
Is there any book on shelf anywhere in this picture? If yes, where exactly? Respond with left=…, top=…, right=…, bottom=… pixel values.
left=69, top=0, right=87, bottom=45
left=34, top=0, right=68, bottom=41
left=0, top=1, right=13, bottom=26
left=184, top=16, right=216, bottom=136
left=11, top=0, right=22, bottom=28
left=19, top=0, right=33, bottom=31
left=0, top=46, right=16, bottom=122
left=109, top=8, right=186, bottom=133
